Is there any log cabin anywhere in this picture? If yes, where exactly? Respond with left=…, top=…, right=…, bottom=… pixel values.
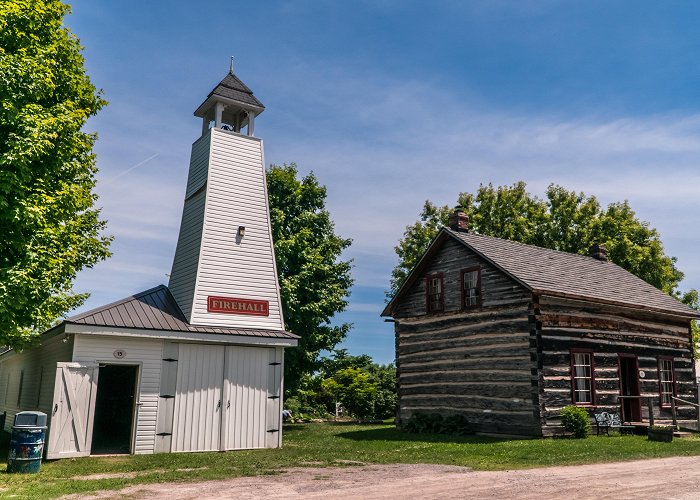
left=382, top=210, right=700, bottom=436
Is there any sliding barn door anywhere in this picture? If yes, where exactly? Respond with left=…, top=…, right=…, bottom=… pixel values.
left=171, top=344, right=225, bottom=452
left=46, top=363, right=100, bottom=459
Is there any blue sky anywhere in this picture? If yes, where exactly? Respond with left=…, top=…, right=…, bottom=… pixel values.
left=66, top=1, right=700, bottom=365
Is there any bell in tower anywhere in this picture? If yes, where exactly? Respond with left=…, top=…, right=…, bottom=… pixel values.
left=168, top=61, right=284, bottom=331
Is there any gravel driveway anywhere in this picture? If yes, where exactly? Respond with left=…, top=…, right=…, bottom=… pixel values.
left=68, top=456, right=700, bottom=499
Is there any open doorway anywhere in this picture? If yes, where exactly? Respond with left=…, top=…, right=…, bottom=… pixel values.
left=618, top=355, right=642, bottom=423
left=92, top=364, right=138, bottom=454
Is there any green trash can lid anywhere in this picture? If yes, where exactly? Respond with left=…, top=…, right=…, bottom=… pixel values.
left=13, top=411, right=47, bottom=428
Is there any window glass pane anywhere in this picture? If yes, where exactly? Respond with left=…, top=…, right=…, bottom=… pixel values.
left=464, top=271, right=478, bottom=289
left=427, top=276, right=443, bottom=312
left=463, top=270, right=480, bottom=307
left=572, top=352, right=592, bottom=404
left=659, top=359, right=674, bottom=405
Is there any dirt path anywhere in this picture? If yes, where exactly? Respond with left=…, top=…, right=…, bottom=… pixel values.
left=67, top=456, right=700, bottom=499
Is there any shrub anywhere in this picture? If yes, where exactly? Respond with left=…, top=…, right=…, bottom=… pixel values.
left=401, top=413, right=472, bottom=436
left=560, top=405, right=591, bottom=438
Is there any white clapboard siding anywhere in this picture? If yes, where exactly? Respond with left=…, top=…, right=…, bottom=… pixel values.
left=188, top=128, right=284, bottom=329
left=72, top=335, right=163, bottom=455
left=169, top=130, right=211, bottom=320
left=186, top=132, right=211, bottom=197
left=0, top=335, right=73, bottom=433
left=221, top=346, right=273, bottom=450
left=169, top=189, right=207, bottom=321
left=171, top=343, right=225, bottom=452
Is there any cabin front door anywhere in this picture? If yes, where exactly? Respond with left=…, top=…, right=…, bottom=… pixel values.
left=618, top=355, right=642, bottom=423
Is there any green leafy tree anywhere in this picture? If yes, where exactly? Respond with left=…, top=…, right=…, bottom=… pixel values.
left=266, top=163, right=353, bottom=394
left=322, top=367, right=377, bottom=420
left=0, top=0, right=111, bottom=347
left=319, top=350, right=396, bottom=419
left=285, top=350, right=397, bottom=420
left=367, top=361, right=397, bottom=419
left=318, top=348, right=373, bottom=377
left=390, top=182, right=686, bottom=299
left=681, top=290, right=699, bottom=351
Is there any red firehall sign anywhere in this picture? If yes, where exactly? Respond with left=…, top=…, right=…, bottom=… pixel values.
left=207, top=296, right=270, bottom=316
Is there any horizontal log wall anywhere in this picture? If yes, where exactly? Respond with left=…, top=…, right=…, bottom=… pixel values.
left=396, top=308, right=539, bottom=436
left=537, top=295, right=697, bottom=430
left=393, top=239, right=539, bottom=435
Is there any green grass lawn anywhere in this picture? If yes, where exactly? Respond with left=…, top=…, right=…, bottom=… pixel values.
left=2, top=423, right=700, bottom=499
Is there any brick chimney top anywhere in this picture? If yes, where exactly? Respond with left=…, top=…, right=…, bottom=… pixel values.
left=589, top=243, right=608, bottom=262
left=448, top=209, right=469, bottom=232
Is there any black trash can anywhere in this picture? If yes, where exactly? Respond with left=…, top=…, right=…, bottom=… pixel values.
left=7, top=411, right=48, bottom=473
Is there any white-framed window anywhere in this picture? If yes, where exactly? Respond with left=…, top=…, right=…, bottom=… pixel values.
left=571, top=351, right=594, bottom=404
left=658, top=357, right=675, bottom=407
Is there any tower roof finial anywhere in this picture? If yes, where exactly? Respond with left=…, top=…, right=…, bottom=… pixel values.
left=229, top=56, right=235, bottom=75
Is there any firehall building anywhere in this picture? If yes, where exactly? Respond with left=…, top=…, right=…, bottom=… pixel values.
left=0, top=67, right=298, bottom=457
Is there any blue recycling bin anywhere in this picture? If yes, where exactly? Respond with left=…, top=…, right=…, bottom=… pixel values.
left=7, top=411, right=47, bottom=473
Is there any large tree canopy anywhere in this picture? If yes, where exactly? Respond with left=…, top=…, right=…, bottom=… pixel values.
left=266, top=163, right=353, bottom=394
left=0, top=0, right=111, bottom=347
left=391, top=182, right=686, bottom=299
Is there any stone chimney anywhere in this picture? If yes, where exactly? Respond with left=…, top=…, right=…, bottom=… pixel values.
left=589, top=243, right=608, bottom=262
left=448, top=209, right=469, bottom=232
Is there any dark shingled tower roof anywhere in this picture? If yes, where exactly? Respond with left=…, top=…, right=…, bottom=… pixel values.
left=194, top=71, right=265, bottom=119
left=207, top=73, right=264, bottom=109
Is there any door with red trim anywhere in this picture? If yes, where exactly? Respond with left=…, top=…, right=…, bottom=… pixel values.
left=619, top=355, right=642, bottom=423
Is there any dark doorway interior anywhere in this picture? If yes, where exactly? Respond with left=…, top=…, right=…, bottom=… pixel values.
left=619, top=356, right=641, bottom=423
left=92, top=364, right=138, bottom=454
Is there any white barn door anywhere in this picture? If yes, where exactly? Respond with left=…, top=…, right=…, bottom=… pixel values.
left=46, top=363, right=100, bottom=459
left=221, top=346, right=275, bottom=450
left=171, top=344, right=225, bottom=452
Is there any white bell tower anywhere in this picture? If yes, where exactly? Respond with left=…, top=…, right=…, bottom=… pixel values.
left=168, top=62, right=285, bottom=331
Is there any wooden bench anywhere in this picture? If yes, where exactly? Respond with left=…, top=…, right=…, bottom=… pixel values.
left=593, top=411, right=635, bottom=436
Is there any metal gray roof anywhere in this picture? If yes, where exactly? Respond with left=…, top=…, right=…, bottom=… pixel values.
left=384, top=228, right=699, bottom=318
left=66, top=285, right=298, bottom=339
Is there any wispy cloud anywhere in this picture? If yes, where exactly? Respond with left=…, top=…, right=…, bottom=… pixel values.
left=72, top=60, right=700, bottom=319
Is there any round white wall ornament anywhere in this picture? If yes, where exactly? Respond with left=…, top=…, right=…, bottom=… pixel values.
left=113, top=349, right=127, bottom=359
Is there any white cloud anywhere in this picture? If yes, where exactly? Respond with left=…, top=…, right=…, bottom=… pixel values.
left=72, top=60, right=700, bottom=316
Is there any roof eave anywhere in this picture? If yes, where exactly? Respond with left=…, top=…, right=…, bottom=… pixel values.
left=194, top=95, right=265, bottom=119
left=64, top=322, right=299, bottom=346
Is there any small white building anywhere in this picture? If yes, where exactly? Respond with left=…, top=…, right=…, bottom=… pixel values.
left=0, top=67, right=298, bottom=458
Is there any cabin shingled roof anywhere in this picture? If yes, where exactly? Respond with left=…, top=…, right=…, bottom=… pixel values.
left=208, top=73, right=265, bottom=109
left=384, top=228, right=699, bottom=318
left=66, top=285, right=298, bottom=339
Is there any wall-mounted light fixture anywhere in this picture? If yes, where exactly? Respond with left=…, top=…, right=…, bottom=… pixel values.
left=237, top=226, right=246, bottom=238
